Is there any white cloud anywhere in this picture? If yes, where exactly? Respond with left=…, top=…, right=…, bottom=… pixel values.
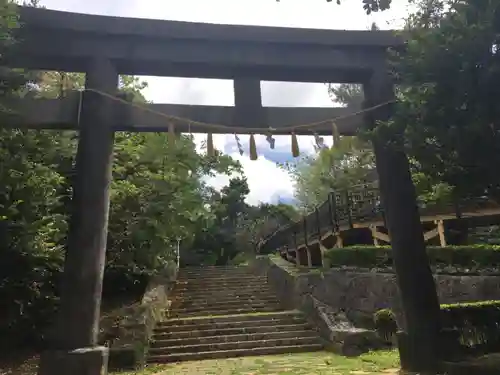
left=39, top=0, right=410, bottom=204
left=204, top=153, right=295, bottom=206
left=37, top=0, right=411, bottom=29
left=192, top=133, right=325, bottom=157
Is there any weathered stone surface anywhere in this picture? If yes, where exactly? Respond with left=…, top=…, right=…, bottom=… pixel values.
left=38, top=346, right=108, bottom=375
left=98, top=263, right=178, bottom=370
left=108, top=345, right=141, bottom=371
left=16, top=7, right=403, bottom=85
left=256, top=256, right=500, bottom=334
left=332, top=328, right=384, bottom=357
left=304, top=293, right=386, bottom=356
left=148, top=266, right=324, bottom=363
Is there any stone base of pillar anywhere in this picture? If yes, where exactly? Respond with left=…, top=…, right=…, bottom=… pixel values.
left=38, top=346, right=108, bottom=375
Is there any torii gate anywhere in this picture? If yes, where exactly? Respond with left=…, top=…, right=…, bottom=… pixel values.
left=5, top=6, right=438, bottom=374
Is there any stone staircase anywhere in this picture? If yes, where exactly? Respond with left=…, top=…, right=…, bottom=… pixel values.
left=147, top=265, right=323, bottom=363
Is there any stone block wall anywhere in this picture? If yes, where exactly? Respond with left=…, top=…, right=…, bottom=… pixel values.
left=254, top=256, right=500, bottom=330
left=103, top=262, right=178, bottom=371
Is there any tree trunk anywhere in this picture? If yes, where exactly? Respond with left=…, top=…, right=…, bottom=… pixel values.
left=363, top=66, right=442, bottom=373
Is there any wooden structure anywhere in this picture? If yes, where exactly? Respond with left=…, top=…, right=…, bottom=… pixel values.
left=4, top=5, right=442, bottom=374
left=259, top=182, right=500, bottom=267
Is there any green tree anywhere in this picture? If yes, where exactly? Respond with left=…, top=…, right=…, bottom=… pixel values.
left=187, top=177, right=247, bottom=266
left=276, top=0, right=392, bottom=14
left=282, top=137, right=375, bottom=212
left=235, top=202, right=299, bottom=255
left=0, top=61, right=243, bottom=347
left=328, top=82, right=454, bottom=206
left=329, top=83, right=364, bottom=108
left=0, top=0, right=70, bottom=349
left=359, top=0, right=500, bottom=369
left=390, top=0, right=500, bottom=202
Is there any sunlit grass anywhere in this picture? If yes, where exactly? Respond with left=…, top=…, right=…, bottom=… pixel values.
left=115, top=350, right=400, bottom=375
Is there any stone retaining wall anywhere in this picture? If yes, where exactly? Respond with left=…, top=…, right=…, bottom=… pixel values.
left=253, top=256, right=500, bottom=330
left=104, top=262, right=178, bottom=370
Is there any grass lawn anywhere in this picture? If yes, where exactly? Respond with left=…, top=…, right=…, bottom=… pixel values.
left=0, top=350, right=399, bottom=375
left=117, top=350, right=400, bottom=375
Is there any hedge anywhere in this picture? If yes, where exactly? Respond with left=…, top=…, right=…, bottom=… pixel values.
left=374, top=300, right=500, bottom=360
left=324, top=245, right=500, bottom=270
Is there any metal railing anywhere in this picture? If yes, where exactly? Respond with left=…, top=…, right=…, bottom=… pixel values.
left=259, top=182, right=382, bottom=254
left=258, top=182, right=500, bottom=257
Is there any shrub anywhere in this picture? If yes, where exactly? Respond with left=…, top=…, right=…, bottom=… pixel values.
left=324, top=245, right=500, bottom=270
left=373, top=309, right=398, bottom=342
left=374, top=300, right=500, bottom=358
left=0, top=249, right=63, bottom=351
left=0, top=250, right=151, bottom=351
left=439, top=300, right=500, bottom=357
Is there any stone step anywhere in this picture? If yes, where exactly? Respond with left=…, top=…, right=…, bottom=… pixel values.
left=175, top=280, right=266, bottom=288
left=155, top=316, right=308, bottom=334
left=148, top=344, right=323, bottom=363
left=172, top=292, right=273, bottom=301
left=149, top=336, right=322, bottom=355
left=172, top=291, right=278, bottom=305
left=151, top=329, right=318, bottom=348
left=174, top=279, right=267, bottom=288
left=154, top=318, right=307, bottom=335
left=156, top=311, right=306, bottom=329
left=171, top=300, right=281, bottom=314
left=177, top=273, right=262, bottom=280
left=180, top=266, right=248, bottom=271
left=176, top=275, right=266, bottom=283
left=169, top=304, right=283, bottom=318
left=177, top=273, right=255, bottom=279
left=173, top=287, right=272, bottom=295
left=179, top=268, right=253, bottom=276
left=147, top=263, right=324, bottom=364
left=172, top=285, right=271, bottom=295
left=172, top=296, right=280, bottom=309
left=152, top=322, right=313, bottom=340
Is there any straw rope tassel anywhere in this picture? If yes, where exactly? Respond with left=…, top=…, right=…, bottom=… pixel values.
left=82, top=87, right=396, bottom=137
left=249, top=134, right=258, bottom=161
left=291, top=132, right=300, bottom=158
left=332, top=122, right=340, bottom=147
left=206, top=132, right=214, bottom=156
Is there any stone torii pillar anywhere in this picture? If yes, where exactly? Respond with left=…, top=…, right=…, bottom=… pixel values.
left=38, top=58, right=118, bottom=375
left=363, top=65, right=441, bottom=373
left=233, top=78, right=265, bottom=128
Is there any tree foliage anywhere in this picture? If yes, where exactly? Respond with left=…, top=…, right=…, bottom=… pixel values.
left=282, top=138, right=375, bottom=212
left=0, top=15, right=248, bottom=347
left=0, top=3, right=300, bottom=348
left=186, top=177, right=298, bottom=266
left=389, top=0, right=500, bottom=202
left=276, top=0, right=392, bottom=14
left=287, top=0, right=500, bottom=214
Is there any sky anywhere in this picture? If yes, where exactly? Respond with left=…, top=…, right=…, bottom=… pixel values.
left=38, top=0, right=411, bottom=205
